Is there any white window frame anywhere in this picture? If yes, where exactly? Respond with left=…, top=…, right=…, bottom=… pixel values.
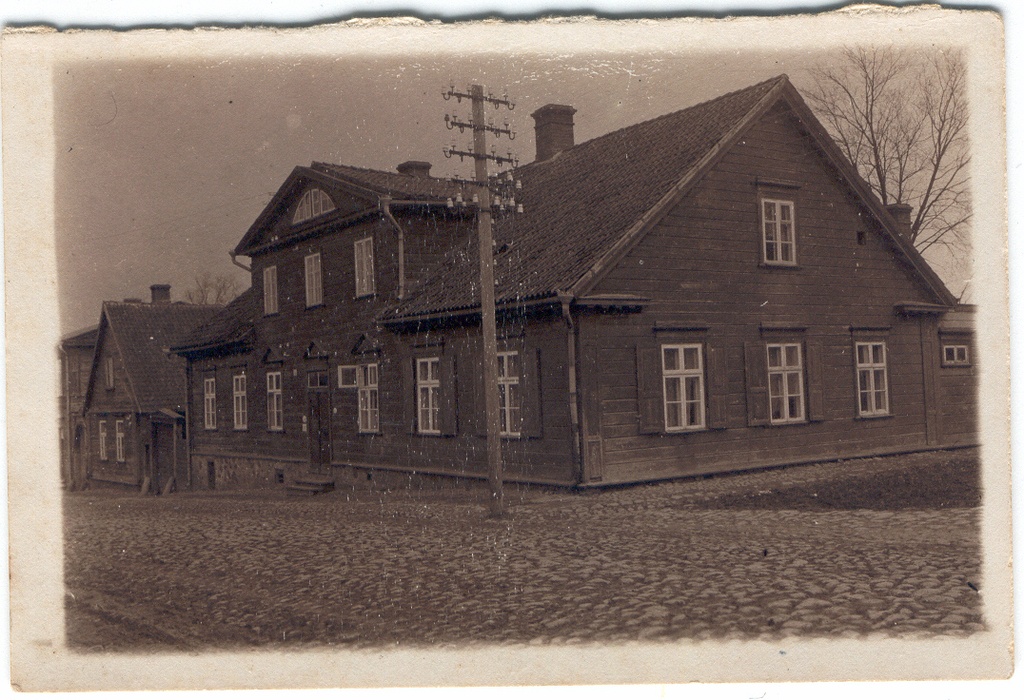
left=354, top=237, right=376, bottom=298
left=292, top=188, right=335, bottom=224
left=767, top=343, right=805, bottom=424
left=338, top=365, right=358, bottom=389
left=662, top=344, right=706, bottom=431
left=304, top=252, right=323, bottom=307
left=855, top=342, right=889, bottom=417
left=266, top=372, right=283, bottom=431
left=105, top=356, right=115, bottom=390
left=761, top=198, right=796, bottom=265
left=263, top=265, right=278, bottom=315
left=115, top=419, right=125, bottom=462
left=417, top=357, right=441, bottom=435
left=497, top=351, right=522, bottom=437
left=98, top=420, right=108, bottom=461
left=233, top=372, right=248, bottom=430
left=358, top=363, right=380, bottom=433
left=203, top=376, right=217, bottom=430
left=942, top=344, right=970, bottom=366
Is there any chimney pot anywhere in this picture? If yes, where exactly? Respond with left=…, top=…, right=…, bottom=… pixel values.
left=396, top=161, right=432, bottom=178
left=150, top=284, right=171, bottom=304
left=885, top=203, right=913, bottom=237
left=531, top=104, right=576, bottom=163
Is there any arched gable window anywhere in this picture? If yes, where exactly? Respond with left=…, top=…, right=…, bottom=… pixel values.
left=292, top=188, right=335, bottom=224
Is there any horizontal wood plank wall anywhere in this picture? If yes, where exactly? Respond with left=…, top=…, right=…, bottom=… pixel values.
left=584, top=102, right=946, bottom=484
left=937, top=333, right=979, bottom=446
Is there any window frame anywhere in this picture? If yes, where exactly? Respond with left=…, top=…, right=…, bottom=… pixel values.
left=358, top=363, right=380, bottom=434
left=767, top=342, right=805, bottom=424
left=497, top=351, right=522, bottom=437
left=855, top=341, right=890, bottom=417
left=661, top=343, right=706, bottom=432
left=104, top=356, right=115, bottom=390
left=263, top=265, right=278, bottom=315
left=292, top=188, right=335, bottom=224
left=761, top=198, right=797, bottom=266
left=266, top=371, right=283, bottom=431
left=942, top=344, right=971, bottom=367
left=98, top=420, right=108, bottom=461
left=232, top=372, right=248, bottom=430
left=203, top=376, right=217, bottom=430
left=114, top=419, right=125, bottom=462
left=354, top=237, right=376, bottom=298
left=338, top=365, right=358, bottom=389
left=416, top=357, right=441, bottom=435
left=304, top=252, right=323, bottom=308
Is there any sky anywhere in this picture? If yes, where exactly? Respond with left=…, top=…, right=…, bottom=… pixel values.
left=53, top=26, right=972, bottom=336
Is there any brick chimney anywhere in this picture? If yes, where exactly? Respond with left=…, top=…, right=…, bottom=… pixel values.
left=531, top=104, right=577, bottom=162
left=150, top=284, right=171, bottom=304
left=396, top=161, right=432, bottom=178
left=885, top=203, right=913, bottom=238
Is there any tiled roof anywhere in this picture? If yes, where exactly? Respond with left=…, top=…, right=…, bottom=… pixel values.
left=381, top=76, right=786, bottom=319
left=171, top=287, right=257, bottom=354
left=105, top=301, right=223, bottom=413
left=61, top=325, right=99, bottom=349
left=311, top=162, right=469, bottom=201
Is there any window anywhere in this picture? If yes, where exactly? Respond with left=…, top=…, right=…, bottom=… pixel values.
left=761, top=199, right=796, bottom=264
left=767, top=343, right=804, bottom=423
left=855, top=342, right=889, bottom=417
left=417, top=357, right=441, bottom=435
left=204, top=376, right=217, bottom=430
left=943, top=344, right=970, bottom=366
left=267, top=372, right=283, bottom=431
left=354, top=237, right=375, bottom=297
left=358, top=363, right=380, bottom=433
left=105, top=356, right=115, bottom=390
left=662, top=344, right=705, bottom=431
left=292, top=188, right=335, bottom=224
left=98, top=420, right=108, bottom=461
left=115, top=419, right=125, bottom=462
left=307, top=370, right=329, bottom=389
left=338, top=365, right=358, bottom=388
left=305, top=253, right=323, bottom=307
left=233, top=373, right=248, bottom=430
left=263, top=265, right=278, bottom=315
left=498, top=351, right=522, bottom=436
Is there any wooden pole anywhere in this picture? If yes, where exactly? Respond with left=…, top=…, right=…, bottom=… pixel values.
left=471, top=84, right=505, bottom=517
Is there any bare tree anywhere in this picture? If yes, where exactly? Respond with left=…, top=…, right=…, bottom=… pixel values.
left=807, top=47, right=971, bottom=258
left=185, top=271, right=242, bottom=305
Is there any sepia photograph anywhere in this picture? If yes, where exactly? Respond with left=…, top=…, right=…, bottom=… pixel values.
left=2, top=3, right=1014, bottom=693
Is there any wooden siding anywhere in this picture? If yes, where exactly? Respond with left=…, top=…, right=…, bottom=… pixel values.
left=582, top=101, right=950, bottom=484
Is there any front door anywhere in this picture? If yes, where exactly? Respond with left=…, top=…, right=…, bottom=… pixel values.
left=308, top=383, right=332, bottom=473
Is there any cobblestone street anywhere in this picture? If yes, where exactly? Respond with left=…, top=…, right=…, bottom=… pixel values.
left=64, top=450, right=983, bottom=650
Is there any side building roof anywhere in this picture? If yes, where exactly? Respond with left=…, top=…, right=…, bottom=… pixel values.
left=85, top=301, right=224, bottom=414
left=171, top=288, right=257, bottom=357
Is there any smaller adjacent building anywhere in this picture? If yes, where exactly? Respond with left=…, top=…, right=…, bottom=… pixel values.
left=81, top=285, right=222, bottom=492
left=58, top=325, right=98, bottom=490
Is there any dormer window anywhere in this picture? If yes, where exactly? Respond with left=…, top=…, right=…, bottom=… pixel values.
left=293, top=188, right=335, bottom=224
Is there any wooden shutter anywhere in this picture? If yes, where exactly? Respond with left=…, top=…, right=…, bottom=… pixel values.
left=706, top=344, right=729, bottom=429
left=403, top=356, right=416, bottom=434
left=637, top=345, right=663, bottom=435
left=805, top=340, right=825, bottom=422
left=744, top=341, right=770, bottom=427
left=521, top=348, right=543, bottom=439
left=439, top=353, right=458, bottom=436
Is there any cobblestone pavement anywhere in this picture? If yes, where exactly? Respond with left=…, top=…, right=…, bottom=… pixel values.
left=64, top=450, right=983, bottom=650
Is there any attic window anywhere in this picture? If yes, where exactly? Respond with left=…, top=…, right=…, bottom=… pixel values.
left=293, top=188, right=335, bottom=224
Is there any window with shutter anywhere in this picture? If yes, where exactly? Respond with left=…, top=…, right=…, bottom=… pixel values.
left=520, top=348, right=543, bottom=439
left=636, top=345, right=663, bottom=434
left=744, top=342, right=770, bottom=426
left=706, top=344, right=729, bottom=429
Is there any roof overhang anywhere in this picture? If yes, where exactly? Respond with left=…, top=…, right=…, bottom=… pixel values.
left=894, top=301, right=951, bottom=315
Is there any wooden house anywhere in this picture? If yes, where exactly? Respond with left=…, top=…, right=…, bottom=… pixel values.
left=58, top=324, right=98, bottom=490
left=172, top=75, right=977, bottom=490
left=82, top=285, right=222, bottom=492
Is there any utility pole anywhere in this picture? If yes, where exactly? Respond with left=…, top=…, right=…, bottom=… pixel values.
left=443, top=84, right=519, bottom=517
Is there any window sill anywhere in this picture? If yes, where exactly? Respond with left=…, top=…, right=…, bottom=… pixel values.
left=767, top=419, right=806, bottom=427
left=664, top=426, right=707, bottom=434
left=354, top=293, right=377, bottom=300
left=263, top=311, right=280, bottom=317
left=233, top=428, right=249, bottom=432
left=268, top=428, right=284, bottom=433
left=358, top=430, right=382, bottom=436
left=855, top=412, right=893, bottom=421
left=758, top=262, right=800, bottom=270
left=941, top=363, right=972, bottom=369
left=305, top=302, right=324, bottom=310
